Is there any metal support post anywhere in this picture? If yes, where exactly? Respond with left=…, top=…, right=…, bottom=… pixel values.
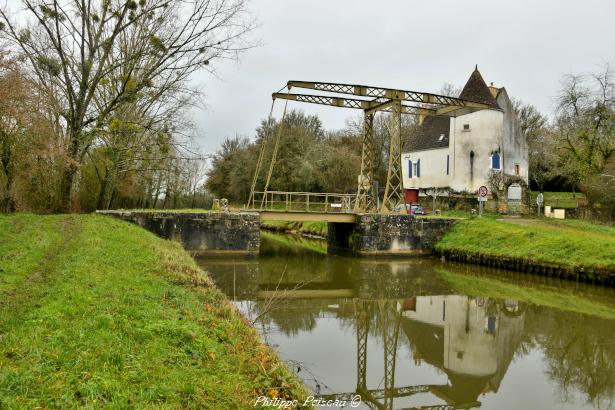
left=381, top=100, right=404, bottom=213
left=355, top=112, right=377, bottom=213
left=356, top=300, right=370, bottom=391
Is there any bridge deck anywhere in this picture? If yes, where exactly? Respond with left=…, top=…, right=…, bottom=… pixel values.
left=259, top=210, right=356, bottom=223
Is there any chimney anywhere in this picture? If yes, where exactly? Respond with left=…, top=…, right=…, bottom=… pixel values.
left=488, top=81, right=499, bottom=98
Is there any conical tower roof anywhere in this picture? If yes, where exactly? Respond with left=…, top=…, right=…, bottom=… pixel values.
left=459, top=66, right=501, bottom=109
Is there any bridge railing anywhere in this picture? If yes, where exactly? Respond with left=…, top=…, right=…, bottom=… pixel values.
left=248, top=191, right=357, bottom=213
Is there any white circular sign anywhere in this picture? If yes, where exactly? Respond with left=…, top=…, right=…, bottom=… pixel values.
left=537, top=193, right=544, bottom=205
left=478, top=186, right=488, bottom=197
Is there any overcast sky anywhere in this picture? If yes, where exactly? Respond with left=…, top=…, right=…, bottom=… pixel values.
left=193, top=0, right=615, bottom=154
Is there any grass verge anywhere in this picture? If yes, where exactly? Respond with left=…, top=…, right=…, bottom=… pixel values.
left=437, top=266, right=615, bottom=320
left=435, top=216, right=615, bottom=276
left=261, top=221, right=328, bottom=238
left=260, top=231, right=327, bottom=255
left=0, top=214, right=308, bottom=408
left=530, top=191, right=586, bottom=208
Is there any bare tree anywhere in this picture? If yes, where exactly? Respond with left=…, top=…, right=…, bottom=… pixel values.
left=512, top=99, right=553, bottom=191
left=554, top=65, right=615, bottom=178
left=439, top=82, right=462, bottom=98
left=1, top=0, right=255, bottom=212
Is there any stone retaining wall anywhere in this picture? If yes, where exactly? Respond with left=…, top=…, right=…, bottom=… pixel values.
left=328, top=215, right=458, bottom=256
left=97, top=211, right=260, bottom=256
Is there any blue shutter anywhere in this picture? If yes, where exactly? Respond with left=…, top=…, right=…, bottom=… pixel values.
left=492, top=152, right=500, bottom=169
left=417, top=159, right=421, bottom=177
left=408, top=160, right=412, bottom=178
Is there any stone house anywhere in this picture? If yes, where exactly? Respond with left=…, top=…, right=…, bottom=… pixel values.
left=402, top=68, right=528, bottom=199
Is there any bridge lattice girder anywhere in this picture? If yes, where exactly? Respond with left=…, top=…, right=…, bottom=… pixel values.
left=247, top=80, right=489, bottom=213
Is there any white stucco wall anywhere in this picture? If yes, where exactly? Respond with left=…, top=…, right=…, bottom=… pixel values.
left=402, top=147, right=451, bottom=189
left=450, top=109, right=504, bottom=193
left=497, top=89, right=529, bottom=183
left=402, top=93, right=529, bottom=193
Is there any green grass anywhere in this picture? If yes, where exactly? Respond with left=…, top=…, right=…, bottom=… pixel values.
left=261, top=221, right=328, bottom=237
left=530, top=191, right=587, bottom=208
left=437, top=267, right=615, bottom=320
left=260, top=231, right=327, bottom=255
left=0, top=214, right=308, bottom=408
left=435, top=217, right=615, bottom=272
left=111, top=208, right=215, bottom=213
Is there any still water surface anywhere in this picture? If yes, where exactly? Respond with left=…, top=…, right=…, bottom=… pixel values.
left=198, top=233, right=615, bottom=410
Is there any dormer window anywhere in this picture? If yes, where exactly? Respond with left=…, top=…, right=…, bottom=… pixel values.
left=438, top=134, right=445, bottom=141
left=463, top=124, right=470, bottom=131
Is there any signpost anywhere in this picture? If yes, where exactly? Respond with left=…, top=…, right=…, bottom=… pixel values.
left=537, top=192, right=544, bottom=216
left=477, top=186, right=488, bottom=217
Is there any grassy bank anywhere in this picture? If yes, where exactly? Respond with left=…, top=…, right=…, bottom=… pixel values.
left=438, top=266, right=615, bottom=320
left=261, top=231, right=327, bottom=255
left=435, top=217, right=615, bottom=280
left=261, top=220, right=328, bottom=237
left=530, top=191, right=587, bottom=208
left=0, top=214, right=308, bottom=408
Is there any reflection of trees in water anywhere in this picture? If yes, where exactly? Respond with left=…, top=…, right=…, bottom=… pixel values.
left=251, top=298, right=354, bottom=336
left=251, top=289, right=615, bottom=408
left=348, top=259, right=454, bottom=300
left=524, top=307, right=615, bottom=409
left=202, top=239, right=615, bottom=409
left=258, top=299, right=320, bottom=336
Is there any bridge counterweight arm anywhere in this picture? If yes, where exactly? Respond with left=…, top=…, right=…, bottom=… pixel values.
left=287, top=80, right=489, bottom=109
left=272, top=92, right=437, bottom=116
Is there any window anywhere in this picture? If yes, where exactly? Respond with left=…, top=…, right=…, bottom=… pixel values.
left=486, top=317, right=497, bottom=334
left=408, top=160, right=413, bottom=178
left=413, top=159, right=421, bottom=178
left=514, top=164, right=520, bottom=176
left=491, top=152, right=501, bottom=170
left=446, top=154, right=450, bottom=175
left=463, top=124, right=470, bottom=131
left=438, top=133, right=445, bottom=141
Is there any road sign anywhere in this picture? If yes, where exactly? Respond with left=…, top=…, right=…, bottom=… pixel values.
left=537, top=192, right=544, bottom=217
left=478, top=186, right=488, bottom=197
left=537, top=192, right=544, bottom=205
left=478, top=197, right=487, bottom=202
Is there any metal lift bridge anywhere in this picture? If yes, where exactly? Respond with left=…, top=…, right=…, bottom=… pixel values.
left=247, top=80, right=489, bottom=216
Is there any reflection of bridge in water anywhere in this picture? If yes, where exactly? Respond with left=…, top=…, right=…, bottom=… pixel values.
left=314, top=299, right=457, bottom=410
left=211, top=255, right=526, bottom=410
left=311, top=296, right=524, bottom=410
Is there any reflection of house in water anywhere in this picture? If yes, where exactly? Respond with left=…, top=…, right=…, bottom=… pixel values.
left=401, top=295, right=525, bottom=407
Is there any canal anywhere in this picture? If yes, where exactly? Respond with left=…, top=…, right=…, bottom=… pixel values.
left=197, top=232, right=615, bottom=409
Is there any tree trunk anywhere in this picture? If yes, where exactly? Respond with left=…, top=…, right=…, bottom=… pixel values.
left=58, top=133, right=81, bottom=213
left=3, top=171, right=16, bottom=213
left=152, top=175, right=162, bottom=209
left=99, top=153, right=120, bottom=210
left=0, top=132, right=15, bottom=212
left=96, top=166, right=109, bottom=210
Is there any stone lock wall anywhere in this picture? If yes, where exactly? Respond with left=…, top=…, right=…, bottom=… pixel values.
left=328, top=215, right=458, bottom=256
left=98, top=211, right=260, bottom=256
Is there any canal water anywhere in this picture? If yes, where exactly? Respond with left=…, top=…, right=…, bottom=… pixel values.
left=197, top=232, right=615, bottom=410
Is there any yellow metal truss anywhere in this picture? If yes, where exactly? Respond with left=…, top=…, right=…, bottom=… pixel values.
left=247, top=80, right=489, bottom=214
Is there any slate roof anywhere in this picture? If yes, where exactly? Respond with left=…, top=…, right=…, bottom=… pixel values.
left=406, top=67, right=500, bottom=152
left=458, top=67, right=501, bottom=110
left=407, top=115, right=450, bottom=152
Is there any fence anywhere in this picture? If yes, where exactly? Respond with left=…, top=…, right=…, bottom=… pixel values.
left=248, top=191, right=357, bottom=213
